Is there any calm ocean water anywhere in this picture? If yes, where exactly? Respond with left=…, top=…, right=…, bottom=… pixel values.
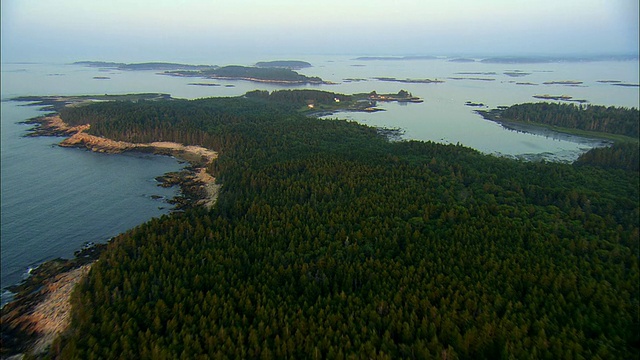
left=0, top=102, right=183, bottom=305
left=1, top=56, right=638, bottom=306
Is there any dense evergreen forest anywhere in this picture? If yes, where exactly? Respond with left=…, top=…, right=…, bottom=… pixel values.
left=245, top=89, right=353, bottom=107
left=575, top=142, right=639, bottom=171
left=48, top=91, right=638, bottom=359
left=498, top=102, right=638, bottom=138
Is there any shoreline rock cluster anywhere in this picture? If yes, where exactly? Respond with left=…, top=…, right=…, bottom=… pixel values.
left=2, top=115, right=221, bottom=358
left=1, top=245, right=105, bottom=358
left=25, top=115, right=221, bottom=211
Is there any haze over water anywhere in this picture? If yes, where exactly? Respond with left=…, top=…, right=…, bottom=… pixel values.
left=2, top=0, right=638, bottom=62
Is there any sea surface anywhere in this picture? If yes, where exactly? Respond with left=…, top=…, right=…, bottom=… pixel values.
left=1, top=55, right=638, bottom=306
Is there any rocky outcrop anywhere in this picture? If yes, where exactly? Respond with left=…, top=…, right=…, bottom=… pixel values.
left=25, top=115, right=90, bottom=137
left=48, top=117, right=221, bottom=209
left=2, top=112, right=223, bottom=357
left=60, top=131, right=136, bottom=153
left=1, top=244, right=104, bottom=359
left=28, top=265, right=92, bottom=354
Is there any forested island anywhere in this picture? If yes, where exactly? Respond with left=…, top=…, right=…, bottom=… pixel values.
left=2, top=91, right=638, bottom=359
left=503, top=71, right=530, bottom=77
left=476, top=102, right=639, bottom=173
left=612, top=83, right=640, bottom=87
left=164, top=65, right=325, bottom=84
left=447, top=58, right=476, bottom=63
left=532, top=95, right=588, bottom=103
left=477, top=102, right=639, bottom=141
left=255, top=60, right=312, bottom=69
left=449, top=77, right=495, bottom=82
left=354, top=56, right=437, bottom=61
left=543, top=80, right=583, bottom=86
left=72, top=61, right=323, bottom=84
left=372, top=77, right=444, bottom=84
left=73, top=61, right=217, bottom=71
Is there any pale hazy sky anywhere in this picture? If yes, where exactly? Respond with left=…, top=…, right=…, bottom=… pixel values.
left=1, top=0, right=638, bottom=62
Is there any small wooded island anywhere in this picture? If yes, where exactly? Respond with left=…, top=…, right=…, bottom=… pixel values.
left=533, top=95, right=589, bottom=103
left=476, top=102, right=639, bottom=145
left=255, top=60, right=312, bottom=69
left=73, top=61, right=324, bottom=84
left=543, top=80, right=584, bottom=85
left=164, top=65, right=325, bottom=84
left=354, top=55, right=437, bottom=61
left=2, top=90, right=638, bottom=359
left=74, top=61, right=217, bottom=71
left=372, top=77, right=444, bottom=84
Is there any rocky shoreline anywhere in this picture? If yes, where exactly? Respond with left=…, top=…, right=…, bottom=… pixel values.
left=1, top=114, right=221, bottom=358
left=24, top=115, right=220, bottom=211
left=1, top=245, right=105, bottom=359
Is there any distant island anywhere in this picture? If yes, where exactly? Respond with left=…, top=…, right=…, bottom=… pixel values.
left=543, top=80, right=583, bottom=85
left=353, top=55, right=437, bottom=61
left=456, top=72, right=496, bottom=75
left=464, top=101, right=486, bottom=107
left=73, top=61, right=217, bottom=71
left=595, top=80, right=639, bottom=87
left=479, top=54, right=638, bottom=64
left=503, top=71, right=531, bottom=77
left=480, top=57, right=559, bottom=64
left=343, top=78, right=368, bottom=83
left=372, top=77, right=444, bottom=84
left=612, top=83, right=639, bottom=87
left=164, top=65, right=325, bottom=85
left=533, top=94, right=588, bottom=103
left=477, top=102, right=639, bottom=142
left=255, top=60, right=312, bottom=69
left=448, top=77, right=495, bottom=81
left=75, top=61, right=325, bottom=85
left=187, top=82, right=221, bottom=87
left=448, top=58, right=476, bottom=63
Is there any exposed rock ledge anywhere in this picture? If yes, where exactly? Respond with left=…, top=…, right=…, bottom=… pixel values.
left=41, top=115, right=220, bottom=209
left=22, top=265, right=90, bottom=355
left=1, top=257, right=97, bottom=359
left=60, top=131, right=136, bottom=153
left=1, top=116, right=223, bottom=357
